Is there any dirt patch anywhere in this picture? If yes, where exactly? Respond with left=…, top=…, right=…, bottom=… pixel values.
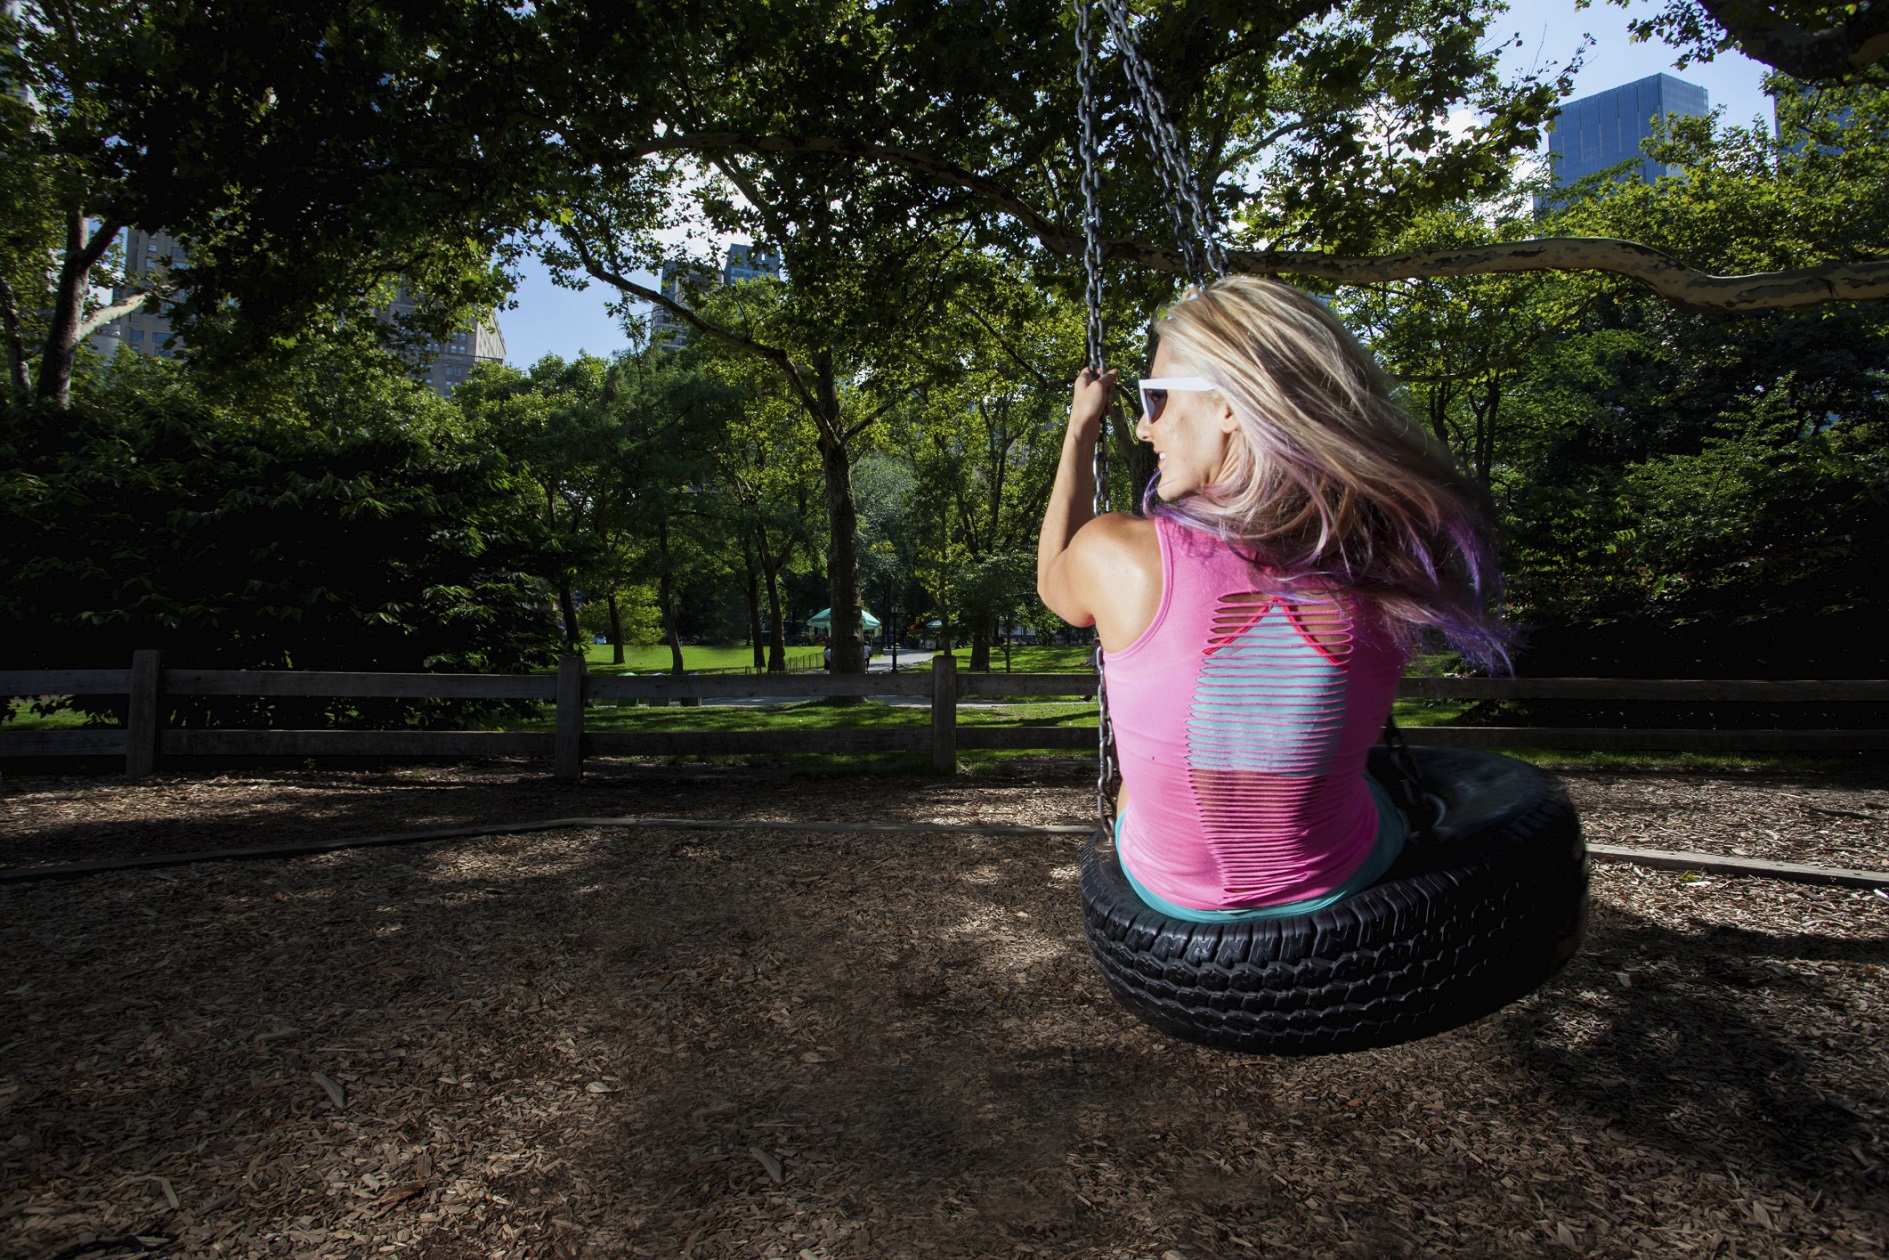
left=2, top=803, right=1886, bottom=1259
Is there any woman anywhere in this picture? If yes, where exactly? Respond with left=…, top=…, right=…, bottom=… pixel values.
left=1036, top=277, right=1508, bottom=923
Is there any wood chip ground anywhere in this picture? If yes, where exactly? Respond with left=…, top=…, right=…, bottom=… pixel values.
left=1, top=759, right=1885, bottom=1258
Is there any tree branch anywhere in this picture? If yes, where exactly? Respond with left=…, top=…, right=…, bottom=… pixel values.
left=627, top=131, right=1889, bottom=313
left=632, top=133, right=1063, bottom=242
left=0, top=277, right=30, bottom=405
left=566, top=233, right=833, bottom=441
left=1213, top=238, right=1889, bottom=315
left=73, top=288, right=157, bottom=344
left=843, top=394, right=901, bottom=443
left=1693, top=0, right=1889, bottom=80
left=964, top=306, right=1058, bottom=389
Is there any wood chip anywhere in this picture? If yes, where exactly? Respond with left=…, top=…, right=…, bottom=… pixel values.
left=748, top=1146, right=783, bottom=1184
left=0, top=761, right=1883, bottom=1259
left=372, top=1181, right=428, bottom=1208
left=310, top=1071, right=345, bottom=1109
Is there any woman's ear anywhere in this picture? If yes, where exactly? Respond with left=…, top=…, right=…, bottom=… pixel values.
left=1216, top=396, right=1239, bottom=435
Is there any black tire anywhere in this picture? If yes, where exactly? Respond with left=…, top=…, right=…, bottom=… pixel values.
left=1080, top=747, right=1587, bottom=1056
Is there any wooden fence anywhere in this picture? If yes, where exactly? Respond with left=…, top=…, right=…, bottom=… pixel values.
left=3, top=650, right=1887, bottom=780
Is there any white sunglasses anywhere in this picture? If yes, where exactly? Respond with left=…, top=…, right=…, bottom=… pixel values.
left=1138, top=376, right=1217, bottom=423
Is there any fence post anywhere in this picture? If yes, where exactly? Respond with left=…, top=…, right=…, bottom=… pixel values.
left=931, top=651, right=957, bottom=774
left=555, top=654, right=586, bottom=781
left=124, top=648, right=162, bottom=778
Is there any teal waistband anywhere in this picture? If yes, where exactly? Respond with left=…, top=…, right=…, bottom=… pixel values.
left=1115, top=776, right=1407, bottom=923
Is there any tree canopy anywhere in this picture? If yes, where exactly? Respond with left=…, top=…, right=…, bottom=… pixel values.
left=5, top=0, right=1886, bottom=687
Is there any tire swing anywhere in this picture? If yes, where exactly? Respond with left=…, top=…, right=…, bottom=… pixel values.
left=1069, top=0, right=1588, bottom=1055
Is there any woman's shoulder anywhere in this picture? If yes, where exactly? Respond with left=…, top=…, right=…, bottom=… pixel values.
left=1070, top=513, right=1163, bottom=652
left=1074, top=510, right=1158, bottom=560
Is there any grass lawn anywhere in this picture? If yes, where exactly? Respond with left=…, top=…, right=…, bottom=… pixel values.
left=577, top=643, right=823, bottom=675
left=5, top=684, right=1873, bottom=777
left=2, top=700, right=97, bottom=731
left=947, top=644, right=1096, bottom=672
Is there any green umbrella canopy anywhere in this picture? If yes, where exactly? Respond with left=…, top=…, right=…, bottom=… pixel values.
left=807, top=607, right=882, bottom=630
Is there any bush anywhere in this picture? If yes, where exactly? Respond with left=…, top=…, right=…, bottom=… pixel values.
left=0, top=392, right=563, bottom=727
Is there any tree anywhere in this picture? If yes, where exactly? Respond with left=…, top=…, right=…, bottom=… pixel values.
left=1615, top=0, right=1889, bottom=82
left=1, top=0, right=149, bottom=407
left=1403, top=88, right=1889, bottom=675
left=525, top=1, right=1889, bottom=308
left=0, top=345, right=561, bottom=725
left=2, top=0, right=573, bottom=408
left=456, top=354, right=613, bottom=651
left=1344, top=201, right=1595, bottom=487
left=889, top=261, right=1078, bottom=669
left=686, top=285, right=826, bottom=672
left=602, top=354, right=746, bottom=676
left=458, top=347, right=742, bottom=670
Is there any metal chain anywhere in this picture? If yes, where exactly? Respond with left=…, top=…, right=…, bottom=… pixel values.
left=1075, top=0, right=1119, bottom=830
left=1096, top=0, right=1228, bottom=282
left=1076, top=0, right=1105, bottom=380
left=1075, top=0, right=1110, bottom=523
left=1097, top=0, right=1198, bottom=283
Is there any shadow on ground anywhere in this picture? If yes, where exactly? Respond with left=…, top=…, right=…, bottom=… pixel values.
left=2, top=820, right=1885, bottom=1259
left=0, top=758, right=1097, bottom=869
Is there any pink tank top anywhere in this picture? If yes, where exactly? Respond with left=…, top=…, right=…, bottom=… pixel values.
left=1104, top=516, right=1409, bottom=911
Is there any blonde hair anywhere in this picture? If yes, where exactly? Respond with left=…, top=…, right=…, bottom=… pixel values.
left=1151, top=276, right=1510, bottom=669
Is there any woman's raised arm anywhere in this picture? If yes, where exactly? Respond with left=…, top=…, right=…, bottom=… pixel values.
left=1036, top=368, right=1117, bottom=626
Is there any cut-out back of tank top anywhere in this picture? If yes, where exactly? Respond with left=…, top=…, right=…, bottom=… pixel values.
left=1186, top=592, right=1357, bottom=890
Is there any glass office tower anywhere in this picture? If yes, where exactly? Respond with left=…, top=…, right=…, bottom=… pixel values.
left=1547, top=73, right=1711, bottom=190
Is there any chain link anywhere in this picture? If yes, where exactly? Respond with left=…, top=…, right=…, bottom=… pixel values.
left=1096, top=0, right=1228, bottom=283
left=1099, top=0, right=1199, bottom=283
left=1075, top=0, right=1105, bottom=378
left=1074, top=1, right=1117, bottom=829
left=1075, top=0, right=1111, bottom=524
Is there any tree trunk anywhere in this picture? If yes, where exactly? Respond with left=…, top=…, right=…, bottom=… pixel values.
left=816, top=352, right=866, bottom=680
left=764, top=563, right=787, bottom=672
left=658, top=578, right=685, bottom=675
left=1472, top=375, right=1501, bottom=485
left=970, top=624, right=992, bottom=672
left=1, top=277, right=31, bottom=406
left=745, top=560, right=764, bottom=670
left=558, top=582, right=581, bottom=654
left=663, top=594, right=685, bottom=676
left=658, top=574, right=695, bottom=704
left=607, top=592, right=625, bottom=665
left=655, top=518, right=694, bottom=702
left=36, top=211, right=118, bottom=410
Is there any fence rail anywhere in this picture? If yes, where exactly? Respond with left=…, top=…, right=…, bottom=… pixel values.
left=4, top=650, right=1887, bottom=779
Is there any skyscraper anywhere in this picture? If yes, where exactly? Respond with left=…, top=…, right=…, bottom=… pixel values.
left=722, top=242, right=782, bottom=285
left=1546, top=73, right=1711, bottom=194
left=648, top=243, right=782, bottom=350
left=383, top=285, right=507, bottom=397
left=88, top=228, right=506, bottom=397
left=646, top=259, right=719, bottom=351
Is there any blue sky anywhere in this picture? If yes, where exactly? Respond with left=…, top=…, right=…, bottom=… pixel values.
left=497, top=0, right=1772, bottom=367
